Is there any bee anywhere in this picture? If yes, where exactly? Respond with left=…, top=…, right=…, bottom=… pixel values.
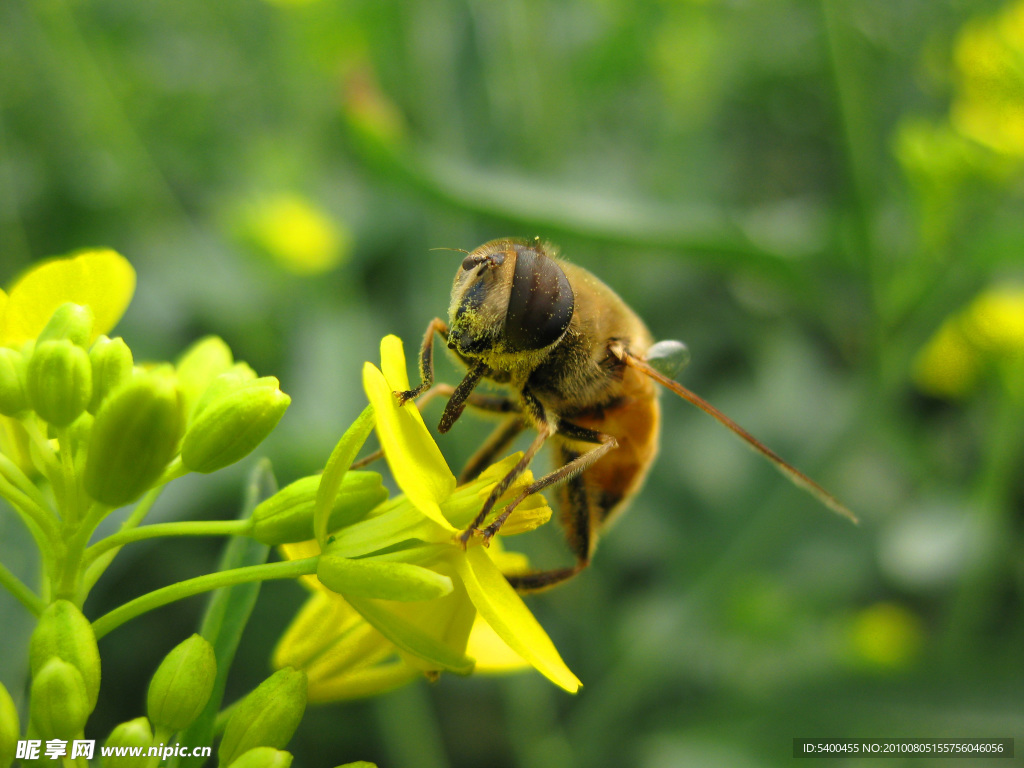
left=395, top=237, right=854, bottom=592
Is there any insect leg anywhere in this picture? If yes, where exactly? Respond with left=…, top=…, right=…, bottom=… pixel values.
left=457, top=422, right=552, bottom=545
left=458, top=416, right=526, bottom=484
left=505, top=468, right=591, bottom=593
left=438, top=362, right=487, bottom=433
left=352, top=382, right=501, bottom=469
left=395, top=317, right=449, bottom=405
left=479, top=428, right=617, bottom=543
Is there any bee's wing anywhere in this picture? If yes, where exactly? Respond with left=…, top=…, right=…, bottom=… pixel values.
left=622, top=346, right=857, bottom=524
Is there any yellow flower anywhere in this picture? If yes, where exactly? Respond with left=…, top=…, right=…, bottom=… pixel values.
left=0, top=249, right=135, bottom=347
left=914, top=285, right=1024, bottom=399
left=0, top=250, right=135, bottom=471
left=951, top=1, right=1024, bottom=157
left=274, top=335, right=581, bottom=698
left=236, top=194, right=349, bottom=276
left=848, top=602, right=924, bottom=670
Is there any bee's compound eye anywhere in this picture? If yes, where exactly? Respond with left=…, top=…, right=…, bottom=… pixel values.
left=504, top=249, right=574, bottom=351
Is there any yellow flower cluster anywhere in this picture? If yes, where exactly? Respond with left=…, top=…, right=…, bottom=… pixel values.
left=914, top=285, right=1024, bottom=398
left=274, top=336, right=582, bottom=700
left=952, top=0, right=1024, bottom=157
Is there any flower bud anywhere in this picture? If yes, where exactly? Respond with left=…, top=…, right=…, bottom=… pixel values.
left=226, top=747, right=294, bottom=768
left=37, top=303, right=95, bottom=347
left=0, top=680, right=18, bottom=768
left=26, top=340, right=92, bottom=427
left=147, top=634, right=217, bottom=732
left=181, top=377, right=290, bottom=474
left=176, top=336, right=234, bottom=417
left=217, top=669, right=307, bottom=767
left=29, top=600, right=101, bottom=711
left=30, top=658, right=89, bottom=739
left=251, top=471, right=387, bottom=545
left=88, top=336, right=133, bottom=414
left=0, top=347, right=29, bottom=417
left=191, top=364, right=258, bottom=418
left=103, top=717, right=154, bottom=768
left=84, top=370, right=184, bottom=506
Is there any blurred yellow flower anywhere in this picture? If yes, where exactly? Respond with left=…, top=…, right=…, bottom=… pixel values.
left=848, top=602, right=924, bottom=670
left=239, top=193, right=350, bottom=275
left=951, top=0, right=1024, bottom=157
left=273, top=336, right=580, bottom=699
left=914, top=285, right=1024, bottom=399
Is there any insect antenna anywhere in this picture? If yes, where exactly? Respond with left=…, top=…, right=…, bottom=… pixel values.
left=622, top=351, right=857, bottom=524
left=428, top=247, right=470, bottom=255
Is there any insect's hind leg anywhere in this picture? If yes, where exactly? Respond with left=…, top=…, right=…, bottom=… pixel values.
left=505, top=465, right=592, bottom=593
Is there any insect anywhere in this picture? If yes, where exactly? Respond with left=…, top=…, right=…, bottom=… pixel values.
left=395, top=237, right=854, bottom=592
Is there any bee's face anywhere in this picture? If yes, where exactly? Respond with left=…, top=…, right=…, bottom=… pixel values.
left=447, top=239, right=575, bottom=359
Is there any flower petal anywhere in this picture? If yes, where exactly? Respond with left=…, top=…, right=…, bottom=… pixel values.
left=455, top=546, right=581, bottom=693
left=273, top=591, right=365, bottom=670
left=317, top=553, right=454, bottom=602
left=345, top=596, right=475, bottom=674
left=465, top=613, right=530, bottom=673
left=363, top=360, right=455, bottom=530
left=2, top=249, right=135, bottom=345
left=306, top=659, right=420, bottom=702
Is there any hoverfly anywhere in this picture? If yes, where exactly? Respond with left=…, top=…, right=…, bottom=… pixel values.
left=395, top=238, right=854, bottom=591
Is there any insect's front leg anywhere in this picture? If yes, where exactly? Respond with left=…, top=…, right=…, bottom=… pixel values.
left=394, top=317, right=449, bottom=405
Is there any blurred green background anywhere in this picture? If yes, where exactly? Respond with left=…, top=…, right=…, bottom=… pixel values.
left=2, top=0, right=1023, bottom=765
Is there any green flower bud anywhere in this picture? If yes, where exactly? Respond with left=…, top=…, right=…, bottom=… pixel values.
left=0, top=347, right=29, bottom=417
left=103, top=717, right=154, bottom=768
left=335, top=763, right=378, bottom=768
left=146, top=634, right=216, bottom=732
left=29, top=600, right=101, bottom=711
left=30, top=658, right=89, bottom=739
left=251, top=471, right=387, bottom=545
left=176, top=336, right=234, bottom=417
left=218, top=669, right=307, bottom=767
left=84, top=370, right=184, bottom=506
left=37, top=302, right=95, bottom=347
left=181, top=377, right=290, bottom=474
left=0, top=681, right=18, bottom=768
left=88, top=336, right=133, bottom=413
left=191, top=364, right=257, bottom=418
left=26, top=340, right=92, bottom=427
left=227, top=747, right=294, bottom=768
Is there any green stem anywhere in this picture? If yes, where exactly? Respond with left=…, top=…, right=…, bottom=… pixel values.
left=85, top=519, right=254, bottom=566
left=21, top=418, right=61, bottom=486
left=55, top=426, right=81, bottom=524
left=56, top=501, right=113, bottom=601
left=821, top=1, right=885, bottom=383
left=75, top=485, right=170, bottom=601
left=0, top=471, right=61, bottom=544
left=91, top=556, right=319, bottom=639
left=0, top=559, right=45, bottom=615
left=942, top=383, right=1024, bottom=657
left=154, top=457, right=187, bottom=490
